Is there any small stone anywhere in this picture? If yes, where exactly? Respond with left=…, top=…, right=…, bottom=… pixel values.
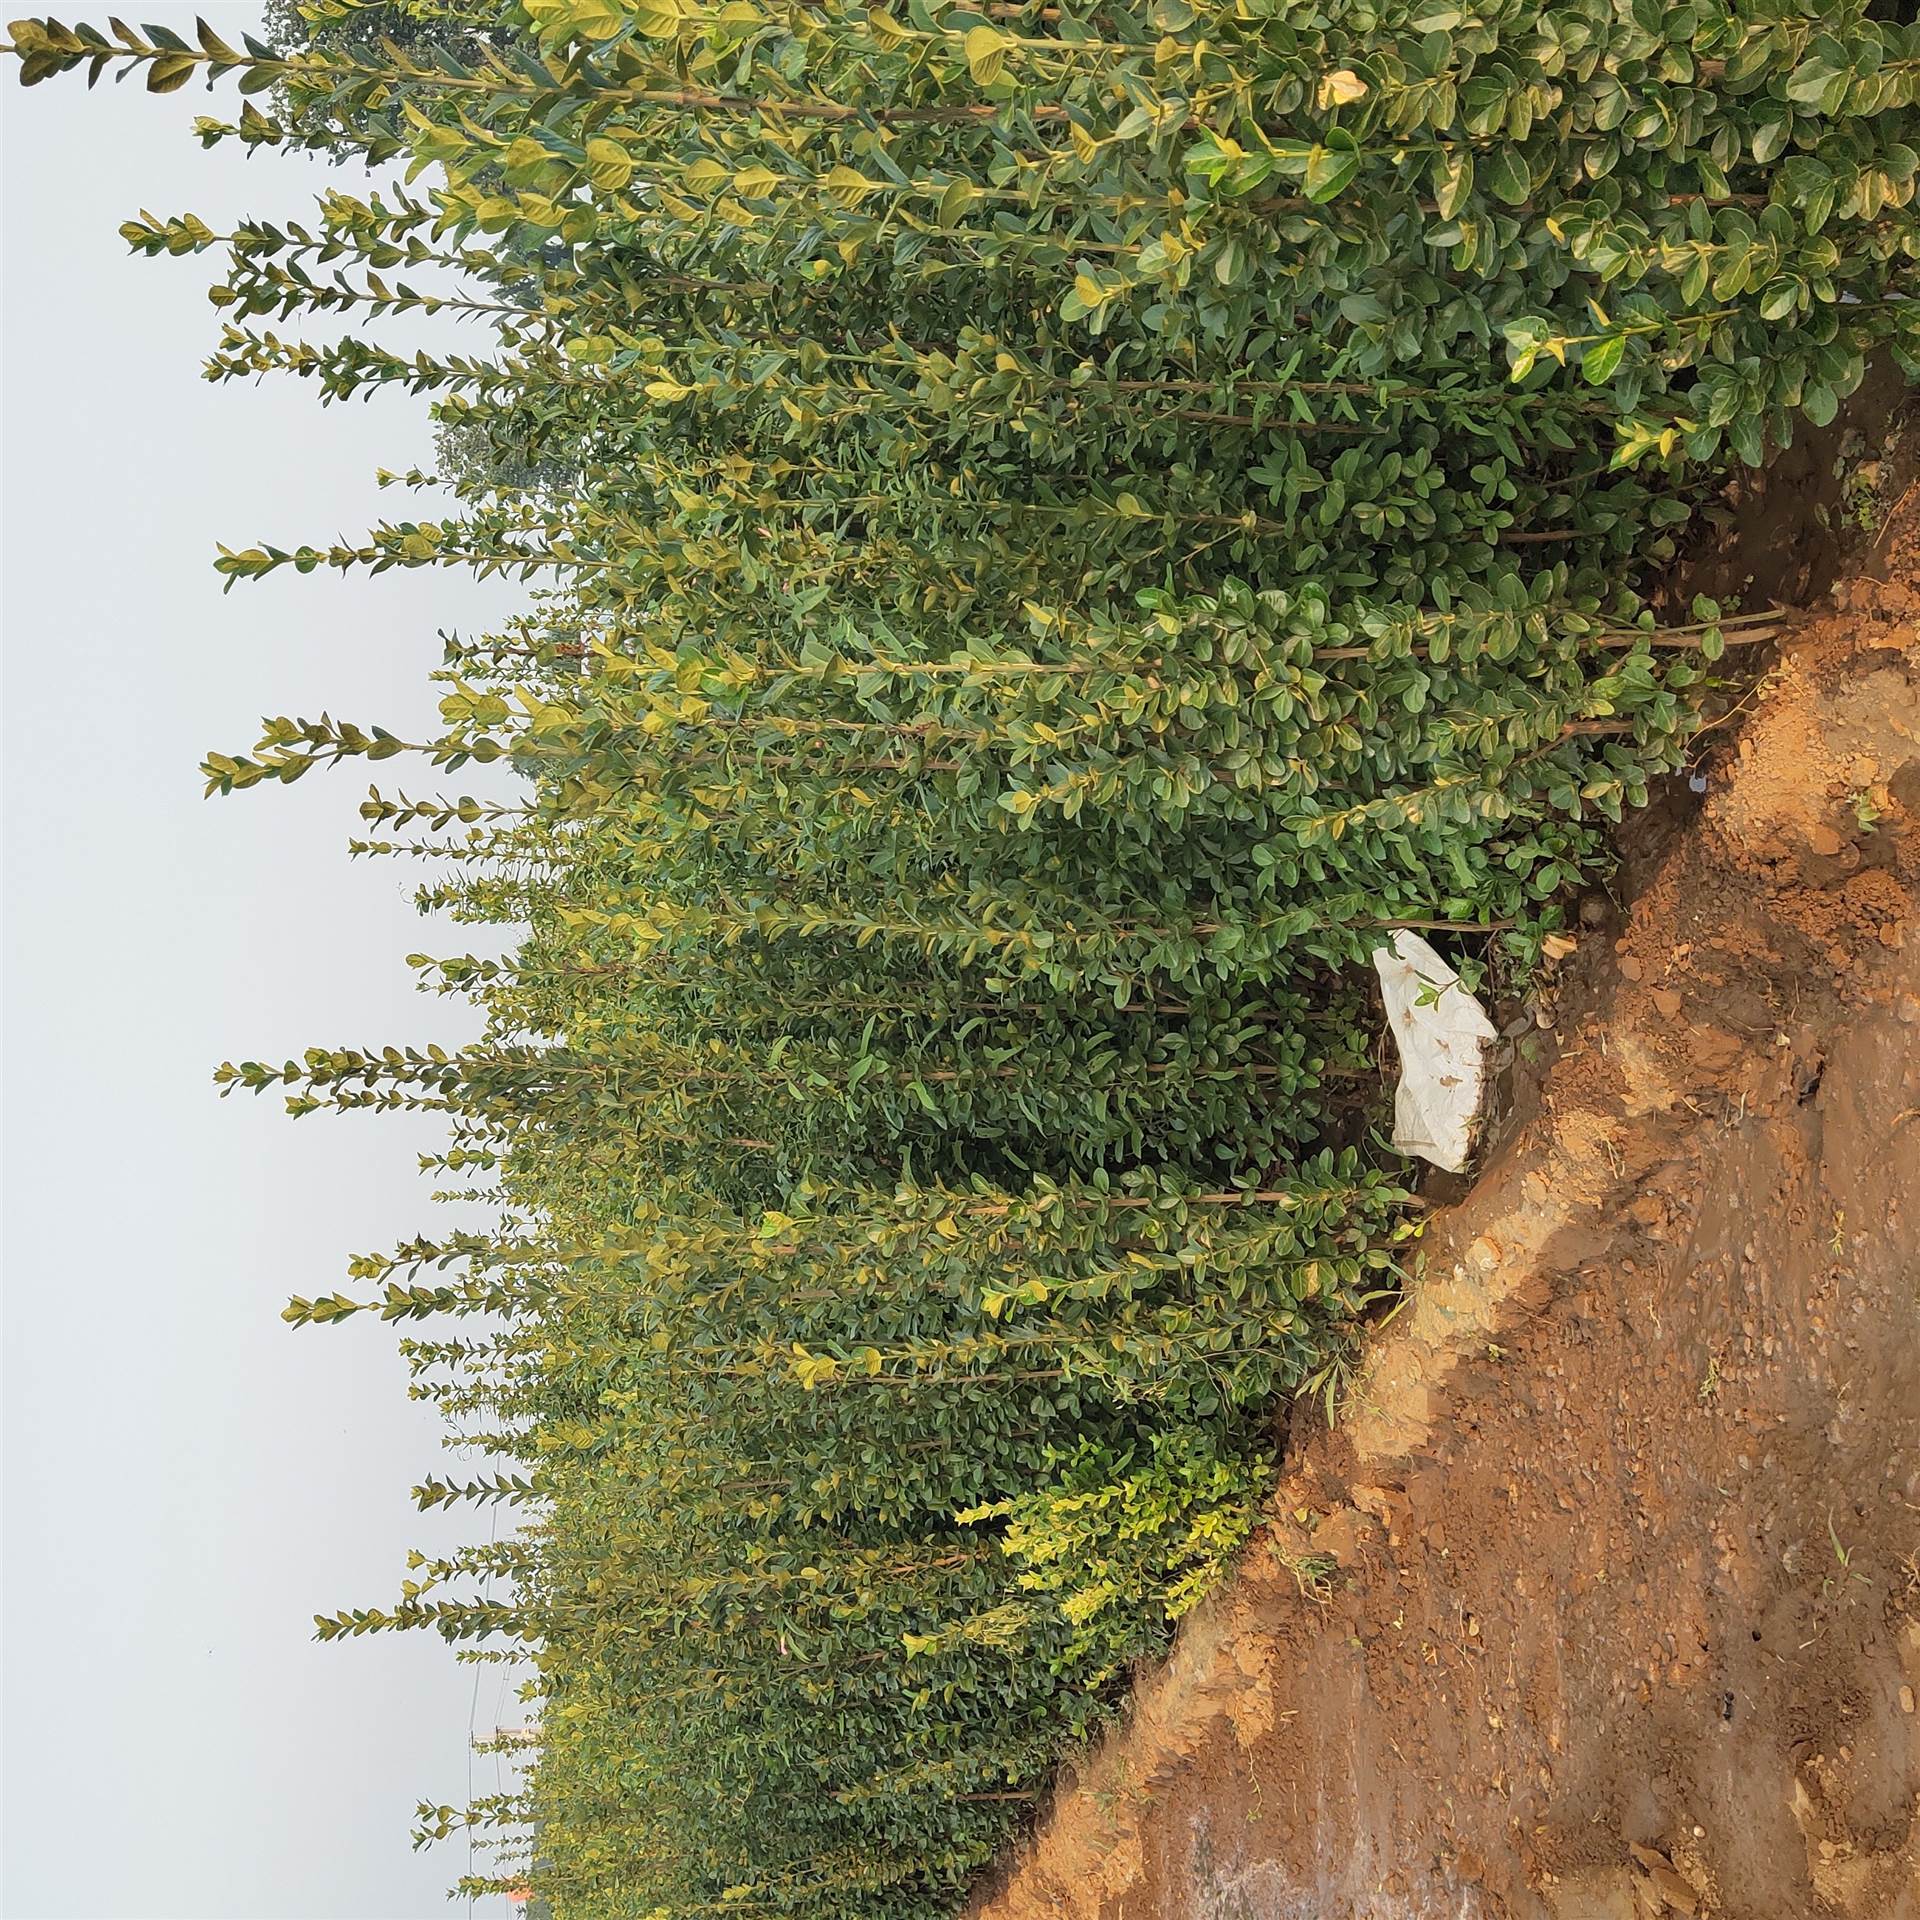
left=1900, top=1685, right=1915, bottom=1715
left=1619, top=954, right=1645, bottom=982
left=1652, top=988, right=1684, bottom=1019
left=1628, top=1844, right=1701, bottom=1916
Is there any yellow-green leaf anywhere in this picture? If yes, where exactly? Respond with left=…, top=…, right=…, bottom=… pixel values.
left=584, top=136, right=633, bottom=192
left=146, top=49, right=197, bottom=92
left=1316, top=67, right=1368, bottom=108
left=937, top=178, right=974, bottom=226
left=963, top=22, right=1010, bottom=85
left=819, top=164, right=875, bottom=209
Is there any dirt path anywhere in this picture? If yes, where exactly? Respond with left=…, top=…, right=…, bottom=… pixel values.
left=972, top=509, right=1920, bottom=1920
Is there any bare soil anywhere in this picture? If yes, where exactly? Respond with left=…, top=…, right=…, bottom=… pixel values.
left=971, top=495, right=1920, bottom=1918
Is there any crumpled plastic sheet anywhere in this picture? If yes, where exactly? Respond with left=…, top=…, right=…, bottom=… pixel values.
left=1370, top=929, right=1498, bottom=1173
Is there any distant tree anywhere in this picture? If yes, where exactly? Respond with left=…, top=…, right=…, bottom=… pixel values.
left=260, top=0, right=515, bottom=61
left=433, top=414, right=577, bottom=505
left=259, top=0, right=526, bottom=152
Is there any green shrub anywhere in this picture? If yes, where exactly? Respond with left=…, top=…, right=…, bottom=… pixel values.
left=13, top=0, right=1920, bottom=1910
left=959, top=1428, right=1273, bottom=1686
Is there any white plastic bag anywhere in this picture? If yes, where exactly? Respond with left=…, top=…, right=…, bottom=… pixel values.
left=1370, top=930, right=1497, bottom=1173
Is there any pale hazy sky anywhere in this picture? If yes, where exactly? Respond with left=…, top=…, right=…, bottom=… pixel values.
left=3, top=11, right=537, bottom=1915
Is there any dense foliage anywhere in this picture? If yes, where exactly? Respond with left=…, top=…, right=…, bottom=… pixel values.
left=11, top=0, right=1920, bottom=1909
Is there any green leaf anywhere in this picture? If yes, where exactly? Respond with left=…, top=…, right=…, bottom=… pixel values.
left=1750, top=112, right=1791, bottom=165
left=194, top=15, right=237, bottom=59
left=1482, top=147, right=1530, bottom=207
left=1783, top=57, right=1842, bottom=108
left=1429, top=146, right=1473, bottom=220
left=1302, top=140, right=1360, bottom=204
left=1581, top=335, right=1624, bottom=386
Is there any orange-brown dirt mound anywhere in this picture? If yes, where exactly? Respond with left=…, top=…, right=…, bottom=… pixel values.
left=971, top=509, right=1920, bottom=1920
